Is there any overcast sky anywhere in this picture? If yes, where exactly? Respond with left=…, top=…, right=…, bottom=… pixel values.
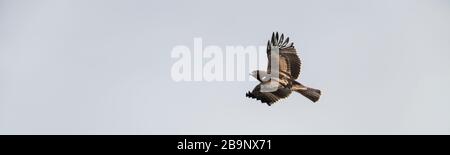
left=1, top=0, right=450, bottom=134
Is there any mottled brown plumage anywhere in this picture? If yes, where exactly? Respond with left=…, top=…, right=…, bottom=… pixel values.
left=246, top=32, right=321, bottom=106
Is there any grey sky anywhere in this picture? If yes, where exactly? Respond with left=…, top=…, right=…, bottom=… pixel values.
left=1, top=0, right=450, bottom=134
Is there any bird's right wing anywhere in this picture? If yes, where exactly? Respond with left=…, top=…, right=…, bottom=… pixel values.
left=246, top=82, right=292, bottom=106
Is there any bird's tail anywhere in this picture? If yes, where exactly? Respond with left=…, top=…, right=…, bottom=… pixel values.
left=292, top=81, right=321, bottom=103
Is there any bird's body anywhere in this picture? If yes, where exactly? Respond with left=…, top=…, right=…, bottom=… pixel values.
left=246, top=32, right=321, bottom=106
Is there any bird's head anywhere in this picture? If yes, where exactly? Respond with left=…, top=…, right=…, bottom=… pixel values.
left=250, top=70, right=258, bottom=79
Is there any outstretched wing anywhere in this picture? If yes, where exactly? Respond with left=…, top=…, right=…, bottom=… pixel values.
left=266, top=32, right=302, bottom=79
left=245, top=82, right=292, bottom=106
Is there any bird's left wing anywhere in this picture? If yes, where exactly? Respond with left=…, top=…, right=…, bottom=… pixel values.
left=266, top=32, right=302, bottom=79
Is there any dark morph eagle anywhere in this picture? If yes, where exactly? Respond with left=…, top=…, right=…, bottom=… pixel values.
left=246, top=32, right=321, bottom=106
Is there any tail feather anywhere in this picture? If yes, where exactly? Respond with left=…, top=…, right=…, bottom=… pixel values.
left=292, top=81, right=321, bottom=102
left=297, top=87, right=321, bottom=102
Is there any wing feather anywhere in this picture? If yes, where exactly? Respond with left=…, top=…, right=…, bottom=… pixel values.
left=246, top=82, right=292, bottom=106
left=266, top=32, right=302, bottom=79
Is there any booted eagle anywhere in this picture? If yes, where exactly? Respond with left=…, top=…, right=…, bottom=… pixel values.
left=246, top=32, right=321, bottom=106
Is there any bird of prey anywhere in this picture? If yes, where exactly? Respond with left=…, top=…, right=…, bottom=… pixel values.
left=246, top=32, right=321, bottom=106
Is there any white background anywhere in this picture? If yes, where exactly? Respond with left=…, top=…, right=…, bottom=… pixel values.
left=1, top=0, right=450, bottom=134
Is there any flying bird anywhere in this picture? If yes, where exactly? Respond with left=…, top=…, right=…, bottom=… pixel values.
left=246, top=32, right=321, bottom=106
